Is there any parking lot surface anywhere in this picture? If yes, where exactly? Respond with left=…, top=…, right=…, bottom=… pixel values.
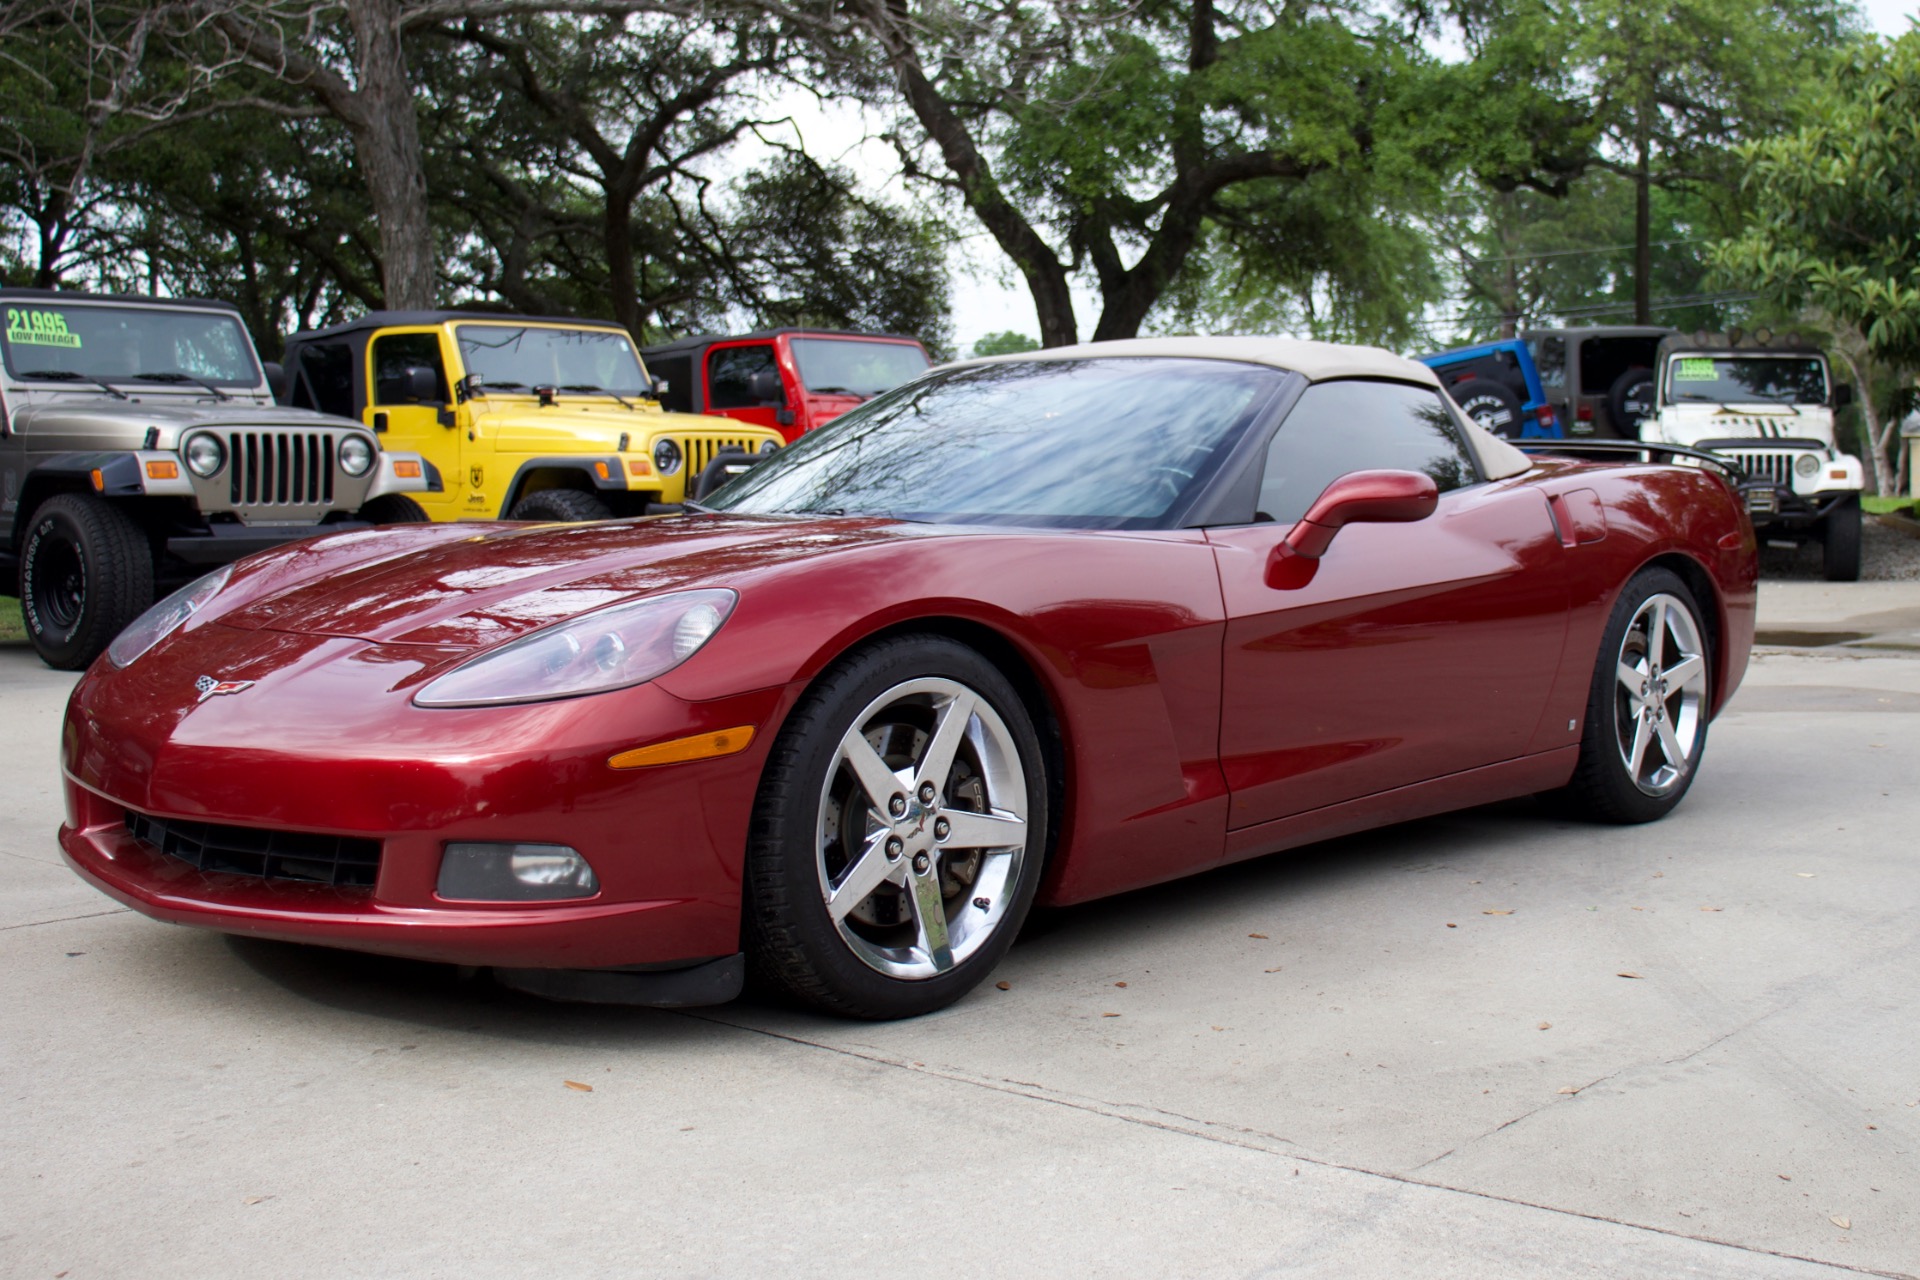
left=4, top=580, right=1917, bottom=1279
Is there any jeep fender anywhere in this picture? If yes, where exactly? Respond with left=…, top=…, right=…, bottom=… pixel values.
left=11, top=452, right=183, bottom=547
left=498, top=456, right=628, bottom=518
left=364, top=452, right=441, bottom=499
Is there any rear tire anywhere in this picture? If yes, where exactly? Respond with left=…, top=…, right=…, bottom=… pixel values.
left=356, top=494, right=430, bottom=524
left=507, top=488, right=612, bottom=522
left=1821, top=496, right=1862, bottom=582
left=19, top=493, right=154, bottom=670
left=745, top=634, right=1048, bottom=1019
left=1557, top=568, right=1712, bottom=824
left=1448, top=378, right=1526, bottom=438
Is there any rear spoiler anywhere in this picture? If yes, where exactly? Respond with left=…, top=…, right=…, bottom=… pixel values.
left=1520, top=439, right=1747, bottom=484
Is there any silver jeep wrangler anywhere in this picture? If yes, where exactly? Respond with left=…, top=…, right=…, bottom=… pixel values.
left=1, top=289, right=435, bottom=668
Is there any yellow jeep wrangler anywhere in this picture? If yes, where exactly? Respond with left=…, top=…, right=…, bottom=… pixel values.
left=278, top=312, right=782, bottom=521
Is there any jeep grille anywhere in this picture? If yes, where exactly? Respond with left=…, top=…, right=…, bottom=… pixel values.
left=1720, top=450, right=1798, bottom=486
left=677, top=435, right=762, bottom=476
left=222, top=430, right=337, bottom=507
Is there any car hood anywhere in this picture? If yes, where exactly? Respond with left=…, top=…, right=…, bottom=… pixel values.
left=1659, top=403, right=1836, bottom=446
left=15, top=395, right=356, bottom=437
left=217, top=514, right=906, bottom=649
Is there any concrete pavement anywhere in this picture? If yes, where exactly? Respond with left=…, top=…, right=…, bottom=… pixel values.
left=3, top=584, right=1917, bottom=1279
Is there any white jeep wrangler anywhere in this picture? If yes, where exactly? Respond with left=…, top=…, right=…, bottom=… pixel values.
left=1642, top=333, right=1865, bottom=581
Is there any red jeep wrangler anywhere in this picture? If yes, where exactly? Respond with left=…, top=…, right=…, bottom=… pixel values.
left=641, top=329, right=931, bottom=443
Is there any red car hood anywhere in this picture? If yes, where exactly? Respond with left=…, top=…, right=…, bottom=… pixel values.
left=219, top=514, right=903, bottom=649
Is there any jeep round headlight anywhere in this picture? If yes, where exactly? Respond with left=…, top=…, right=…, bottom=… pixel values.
left=654, top=438, right=682, bottom=475
left=1794, top=454, right=1819, bottom=477
left=183, top=433, right=225, bottom=478
left=339, top=435, right=374, bottom=477
left=759, top=439, right=779, bottom=456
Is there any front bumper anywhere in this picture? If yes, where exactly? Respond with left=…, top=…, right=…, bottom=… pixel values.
left=59, top=624, right=786, bottom=970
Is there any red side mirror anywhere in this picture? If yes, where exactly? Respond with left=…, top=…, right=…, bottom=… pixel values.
left=1271, top=469, right=1438, bottom=573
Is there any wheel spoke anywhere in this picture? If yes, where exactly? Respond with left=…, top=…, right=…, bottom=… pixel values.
left=906, top=867, right=954, bottom=972
left=914, top=688, right=977, bottom=795
left=1664, top=654, right=1705, bottom=692
left=1627, top=714, right=1653, bottom=778
left=1616, top=661, right=1646, bottom=702
left=1654, top=714, right=1687, bottom=769
left=1646, top=599, right=1669, bottom=671
left=939, top=807, right=1027, bottom=851
left=826, top=829, right=903, bottom=922
left=840, top=731, right=906, bottom=816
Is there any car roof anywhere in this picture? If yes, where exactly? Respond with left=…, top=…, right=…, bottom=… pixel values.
left=0, top=286, right=241, bottom=314
left=287, top=311, right=632, bottom=342
left=641, top=328, right=927, bottom=355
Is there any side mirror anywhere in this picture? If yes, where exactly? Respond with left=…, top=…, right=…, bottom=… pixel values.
left=1270, top=469, right=1438, bottom=575
left=402, top=365, right=439, bottom=403
left=746, top=367, right=784, bottom=405
left=1833, top=382, right=1854, bottom=410
left=261, top=361, right=285, bottom=401
left=650, top=376, right=670, bottom=399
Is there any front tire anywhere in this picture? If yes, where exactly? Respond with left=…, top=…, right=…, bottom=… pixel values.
left=746, top=635, right=1048, bottom=1019
left=1558, top=568, right=1712, bottom=824
left=19, top=493, right=154, bottom=670
left=1821, top=496, right=1862, bottom=582
left=507, top=488, right=612, bottom=522
left=356, top=494, right=430, bottom=524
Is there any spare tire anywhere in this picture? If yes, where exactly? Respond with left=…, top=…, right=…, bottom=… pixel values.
left=1608, top=367, right=1657, bottom=439
left=1447, top=378, right=1526, bottom=438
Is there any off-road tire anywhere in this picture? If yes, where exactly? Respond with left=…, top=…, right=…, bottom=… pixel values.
left=745, top=634, right=1049, bottom=1020
left=1821, top=496, right=1862, bottom=583
left=356, top=494, right=430, bottom=524
left=507, top=488, right=612, bottom=522
left=1608, top=368, right=1657, bottom=439
left=1555, top=568, right=1712, bottom=824
left=1449, top=378, right=1526, bottom=438
left=19, top=493, right=154, bottom=670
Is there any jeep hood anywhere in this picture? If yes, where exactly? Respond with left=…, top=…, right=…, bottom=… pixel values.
left=1659, top=403, right=1836, bottom=446
left=15, top=396, right=358, bottom=439
left=468, top=398, right=774, bottom=452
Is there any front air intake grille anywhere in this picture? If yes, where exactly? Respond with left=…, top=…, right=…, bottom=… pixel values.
left=678, top=436, right=760, bottom=476
left=224, top=431, right=336, bottom=507
left=1721, top=450, right=1798, bottom=486
left=126, top=811, right=380, bottom=889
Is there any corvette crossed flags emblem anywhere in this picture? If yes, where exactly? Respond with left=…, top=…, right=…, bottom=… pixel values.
left=194, top=675, right=255, bottom=702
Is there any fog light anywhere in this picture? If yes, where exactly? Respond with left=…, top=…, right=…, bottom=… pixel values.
left=437, top=842, right=600, bottom=901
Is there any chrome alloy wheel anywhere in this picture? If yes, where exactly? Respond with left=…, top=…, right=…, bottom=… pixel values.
left=815, top=676, right=1030, bottom=980
left=1612, top=592, right=1708, bottom=796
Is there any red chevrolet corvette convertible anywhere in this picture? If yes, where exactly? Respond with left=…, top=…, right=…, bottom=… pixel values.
left=59, top=337, right=1756, bottom=1018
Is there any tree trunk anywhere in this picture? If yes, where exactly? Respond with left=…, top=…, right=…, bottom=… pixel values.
left=344, top=0, right=435, bottom=309
left=604, top=180, right=643, bottom=338
left=1633, top=121, right=1652, bottom=326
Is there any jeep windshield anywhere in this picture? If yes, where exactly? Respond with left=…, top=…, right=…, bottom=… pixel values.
left=454, top=324, right=649, bottom=396
left=790, top=338, right=930, bottom=397
left=1, top=302, right=261, bottom=387
left=1666, top=355, right=1828, bottom=405
left=703, top=357, right=1284, bottom=529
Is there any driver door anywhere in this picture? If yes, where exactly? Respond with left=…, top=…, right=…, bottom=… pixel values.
left=1207, top=380, right=1569, bottom=831
left=366, top=329, right=461, bottom=520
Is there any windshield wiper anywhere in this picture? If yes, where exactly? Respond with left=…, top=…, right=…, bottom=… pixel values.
left=560, top=383, right=635, bottom=409
left=133, top=371, right=231, bottom=401
left=16, top=369, right=129, bottom=399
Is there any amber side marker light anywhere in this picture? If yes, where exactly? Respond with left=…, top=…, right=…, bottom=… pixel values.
left=145, top=460, right=180, bottom=480
left=609, top=725, right=756, bottom=770
left=90, top=468, right=105, bottom=491
left=627, top=459, right=652, bottom=477
left=593, top=460, right=611, bottom=480
left=393, top=460, right=422, bottom=478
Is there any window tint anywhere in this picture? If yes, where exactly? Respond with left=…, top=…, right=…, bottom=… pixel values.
left=708, top=344, right=777, bottom=409
left=1433, top=349, right=1525, bottom=394
left=790, top=338, right=929, bottom=396
left=647, top=354, right=693, bottom=412
left=1529, top=336, right=1566, bottom=391
left=1256, top=380, right=1478, bottom=524
left=2, top=303, right=259, bottom=384
left=291, top=342, right=355, bottom=417
left=371, top=332, right=448, bottom=404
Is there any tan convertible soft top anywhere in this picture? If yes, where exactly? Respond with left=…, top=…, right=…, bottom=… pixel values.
left=955, top=335, right=1534, bottom=481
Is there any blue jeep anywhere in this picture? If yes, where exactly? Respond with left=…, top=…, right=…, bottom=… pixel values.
left=1418, top=338, right=1562, bottom=439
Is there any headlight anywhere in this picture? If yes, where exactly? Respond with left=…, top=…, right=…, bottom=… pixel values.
left=183, top=434, right=225, bottom=478
left=413, top=588, right=737, bottom=708
left=107, top=566, right=232, bottom=669
left=339, top=435, right=375, bottom=477
left=1795, top=454, right=1819, bottom=477
left=654, top=438, right=682, bottom=475
left=759, top=439, right=779, bottom=456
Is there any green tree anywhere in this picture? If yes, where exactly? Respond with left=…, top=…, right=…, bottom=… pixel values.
left=971, top=331, right=1039, bottom=357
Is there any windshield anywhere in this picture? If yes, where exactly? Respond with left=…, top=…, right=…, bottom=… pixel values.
left=1, top=301, right=261, bottom=386
left=454, top=324, right=648, bottom=394
left=1666, top=355, right=1828, bottom=405
left=790, top=337, right=930, bottom=397
left=705, top=357, right=1287, bottom=528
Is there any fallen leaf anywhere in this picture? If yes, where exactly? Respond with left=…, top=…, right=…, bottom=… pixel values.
left=243, top=1195, right=271, bottom=1205
left=1538, top=1021, right=1552, bottom=1030
left=1248, top=932, right=1269, bottom=939
left=1210, top=1025, right=1226, bottom=1031
left=1779, top=1174, right=1792, bottom=1181
left=64, top=951, right=84, bottom=957
left=995, top=981, right=1011, bottom=991
left=1484, top=909, right=1514, bottom=916
left=1617, top=971, right=1644, bottom=979
left=1796, top=873, right=1816, bottom=878
left=1264, top=966, right=1283, bottom=973
left=1114, top=981, right=1128, bottom=988
left=1701, top=907, right=1723, bottom=912
left=1652, top=871, right=1664, bottom=878
left=1558, top=1086, right=1580, bottom=1095
left=1446, top=922, right=1458, bottom=928
left=1631, top=906, right=1644, bottom=911
left=1831, top=1216, right=1851, bottom=1230
left=1101, top=1012, right=1120, bottom=1018
left=563, top=1080, right=593, bottom=1092
left=1867, top=1124, right=1877, bottom=1130
left=679, top=1125, right=695, bottom=1131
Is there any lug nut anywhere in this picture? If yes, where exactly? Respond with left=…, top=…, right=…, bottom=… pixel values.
left=933, top=818, right=950, bottom=840
left=885, top=837, right=903, bottom=861
left=918, top=782, right=937, bottom=804
left=973, top=896, right=991, bottom=910
left=912, top=852, right=931, bottom=874
left=888, top=794, right=907, bottom=818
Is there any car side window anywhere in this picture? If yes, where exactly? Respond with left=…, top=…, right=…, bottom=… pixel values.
left=290, top=342, right=356, bottom=417
left=707, top=344, right=777, bottom=410
left=370, top=333, right=448, bottom=404
left=1256, top=380, right=1479, bottom=524
left=1530, top=336, right=1565, bottom=392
